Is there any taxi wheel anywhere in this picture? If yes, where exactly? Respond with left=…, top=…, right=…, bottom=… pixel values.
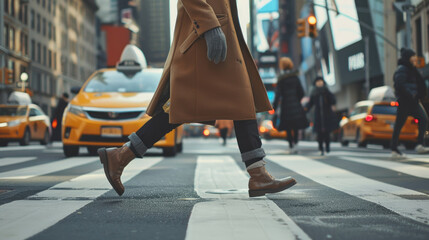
left=0, top=141, right=8, bottom=147
left=87, top=146, right=99, bottom=156
left=19, top=129, right=31, bottom=146
left=163, top=147, right=177, bottom=157
left=404, top=143, right=416, bottom=150
left=177, top=142, right=183, bottom=153
left=63, top=145, right=79, bottom=157
left=340, top=130, right=349, bottom=147
left=40, top=130, right=50, bottom=145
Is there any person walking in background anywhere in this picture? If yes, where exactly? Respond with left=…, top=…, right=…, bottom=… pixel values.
left=51, top=93, right=69, bottom=141
left=97, top=0, right=296, bottom=198
left=305, top=77, right=338, bottom=156
left=391, top=48, right=429, bottom=158
left=216, top=120, right=234, bottom=146
left=272, top=57, right=309, bottom=154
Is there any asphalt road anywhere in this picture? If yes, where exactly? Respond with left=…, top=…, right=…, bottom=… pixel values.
left=1, top=138, right=429, bottom=240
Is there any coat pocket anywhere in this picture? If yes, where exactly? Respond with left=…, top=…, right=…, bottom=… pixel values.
left=179, top=14, right=229, bottom=54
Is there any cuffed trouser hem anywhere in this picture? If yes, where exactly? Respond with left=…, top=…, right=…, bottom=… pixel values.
left=128, top=132, right=148, bottom=158
left=241, top=148, right=266, bottom=162
left=246, top=160, right=266, bottom=170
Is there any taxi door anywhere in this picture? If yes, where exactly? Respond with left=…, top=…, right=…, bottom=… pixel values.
left=28, top=108, right=45, bottom=139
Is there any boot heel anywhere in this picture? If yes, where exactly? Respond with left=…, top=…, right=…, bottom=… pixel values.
left=249, top=190, right=266, bottom=197
left=97, top=148, right=107, bottom=164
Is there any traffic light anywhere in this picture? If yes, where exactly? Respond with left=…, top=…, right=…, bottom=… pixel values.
left=4, top=68, right=14, bottom=85
left=308, top=15, right=318, bottom=38
left=296, top=18, right=307, bottom=38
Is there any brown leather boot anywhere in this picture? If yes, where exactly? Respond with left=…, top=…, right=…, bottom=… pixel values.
left=248, top=166, right=296, bottom=197
left=98, top=145, right=135, bottom=196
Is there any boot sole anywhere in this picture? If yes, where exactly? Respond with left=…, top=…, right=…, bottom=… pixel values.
left=248, top=179, right=297, bottom=197
left=98, top=148, right=124, bottom=196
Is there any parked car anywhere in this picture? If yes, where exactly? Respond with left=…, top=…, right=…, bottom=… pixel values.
left=61, top=45, right=184, bottom=157
left=0, top=104, right=51, bottom=146
left=339, top=100, right=418, bottom=149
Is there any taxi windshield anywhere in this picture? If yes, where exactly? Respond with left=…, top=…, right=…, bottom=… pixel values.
left=371, top=105, right=398, bottom=115
left=84, top=70, right=161, bottom=93
left=0, top=106, right=28, bottom=116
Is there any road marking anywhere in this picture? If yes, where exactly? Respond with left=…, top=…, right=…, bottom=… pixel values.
left=0, top=157, right=36, bottom=167
left=330, top=150, right=428, bottom=161
left=0, top=157, right=98, bottom=179
left=340, top=156, right=429, bottom=179
left=0, top=145, right=46, bottom=151
left=0, top=157, right=163, bottom=240
left=186, top=156, right=310, bottom=240
left=268, top=155, right=429, bottom=225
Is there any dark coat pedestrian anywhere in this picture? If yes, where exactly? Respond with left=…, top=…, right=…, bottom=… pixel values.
left=391, top=48, right=429, bottom=156
left=306, top=77, right=337, bottom=155
left=273, top=70, right=309, bottom=131
left=51, top=93, right=69, bottom=141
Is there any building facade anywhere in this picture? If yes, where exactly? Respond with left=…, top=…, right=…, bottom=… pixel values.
left=0, top=0, right=30, bottom=104
left=28, top=0, right=98, bottom=115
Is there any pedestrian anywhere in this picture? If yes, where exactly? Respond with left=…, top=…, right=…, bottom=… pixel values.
left=51, top=92, right=69, bottom=141
left=272, top=57, right=309, bottom=154
left=391, top=48, right=429, bottom=158
left=305, top=77, right=337, bottom=156
left=97, top=0, right=296, bottom=197
left=215, top=120, right=234, bottom=146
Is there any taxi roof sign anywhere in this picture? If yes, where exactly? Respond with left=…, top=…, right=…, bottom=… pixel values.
left=117, top=44, right=147, bottom=72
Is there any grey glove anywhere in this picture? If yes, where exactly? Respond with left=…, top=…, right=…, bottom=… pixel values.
left=204, top=27, right=227, bottom=64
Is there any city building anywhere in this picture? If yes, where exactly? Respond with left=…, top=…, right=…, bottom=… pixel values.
left=139, top=0, right=170, bottom=67
left=27, top=0, right=98, bottom=115
left=0, top=0, right=30, bottom=103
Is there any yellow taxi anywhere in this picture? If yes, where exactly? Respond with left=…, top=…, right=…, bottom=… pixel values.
left=62, top=45, right=184, bottom=157
left=339, top=100, right=418, bottom=149
left=0, top=104, right=51, bottom=146
left=258, top=119, right=287, bottom=140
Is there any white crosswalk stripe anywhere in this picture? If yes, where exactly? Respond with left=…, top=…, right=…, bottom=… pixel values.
left=0, top=157, right=97, bottom=179
left=267, top=155, right=429, bottom=225
left=340, top=156, right=429, bottom=179
left=0, top=157, right=37, bottom=167
left=186, top=155, right=311, bottom=240
left=0, top=157, right=163, bottom=240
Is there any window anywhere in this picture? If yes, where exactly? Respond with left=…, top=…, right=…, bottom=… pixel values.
left=53, top=52, right=57, bottom=70
left=37, top=42, right=41, bottom=63
left=31, top=40, right=36, bottom=61
left=4, top=24, right=9, bottom=49
left=37, top=14, right=41, bottom=33
left=8, top=60, right=15, bottom=83
left=48, top=50, right=52, bottom=68
left=42, top=18, right=46, bottom=36
left=10, top=0, right=15, bottom=17
left=43, top=46, right=47, bottom=66
left=52, top=26, right=56, bottom=41
left=9, top=27, right=15, bottom=50
left=48, top=0, right=51, bottom=12
left=48, top=22, right=52, bottom=39
left=4, top=0, right=8, bottom=15
left=30, top=10, right=35, bottom=29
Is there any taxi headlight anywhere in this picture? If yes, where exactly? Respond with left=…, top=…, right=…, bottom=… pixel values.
left=7, top=120, right=22, bottom=127
left=67, top=104, right=87, bottom=118
left=0, top=122, right=7, bottom=128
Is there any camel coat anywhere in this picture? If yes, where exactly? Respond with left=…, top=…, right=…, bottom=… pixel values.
left=146, top=0, right=272, bottom=124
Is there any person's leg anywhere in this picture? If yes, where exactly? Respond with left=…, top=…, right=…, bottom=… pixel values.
left=293, top=129, right=299, bottom=146
left=219, top=128, right=228, bottom=145
left=233, top=119, right=297, bottom=197
left=413, top=102, right=429, bottom=146
left=391, top=103, right=409, bottom=153
left=286, top=128, right=294, bottom=149
left=99, top=111, right=181, bottom=196
left=317, top=131, right=324, bottom=154
left=325, top=131, right=331, bottom=153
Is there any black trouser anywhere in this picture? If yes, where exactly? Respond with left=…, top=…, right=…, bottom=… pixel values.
left=391, top=100, right=428, bottom=149
left=285, top=128, right=298, bottom=148
left=219, top=128, right=228, bottom=144
left=317, top=130, right=330, bottom=153
left=134, top=111, right=263, bottom=167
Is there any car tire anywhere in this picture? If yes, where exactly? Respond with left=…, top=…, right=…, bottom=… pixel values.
left=404, top=143, right=417, bottom=150
left=19, top=128, right=31, bottom=146
left=63, top=145, right=79, bottom=157
left=382, top=143, right=390, bottom=149
left=40, top=129, right=50, bottom=145
left=163, top=147, right=177, bottom=157
left=340, top=130, right=349, bottom=147
left=87, top=146, right=99, bottom=156
left=0, top=141, right=8, bottom=147
left=176, top=142, right=183, bottom=153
